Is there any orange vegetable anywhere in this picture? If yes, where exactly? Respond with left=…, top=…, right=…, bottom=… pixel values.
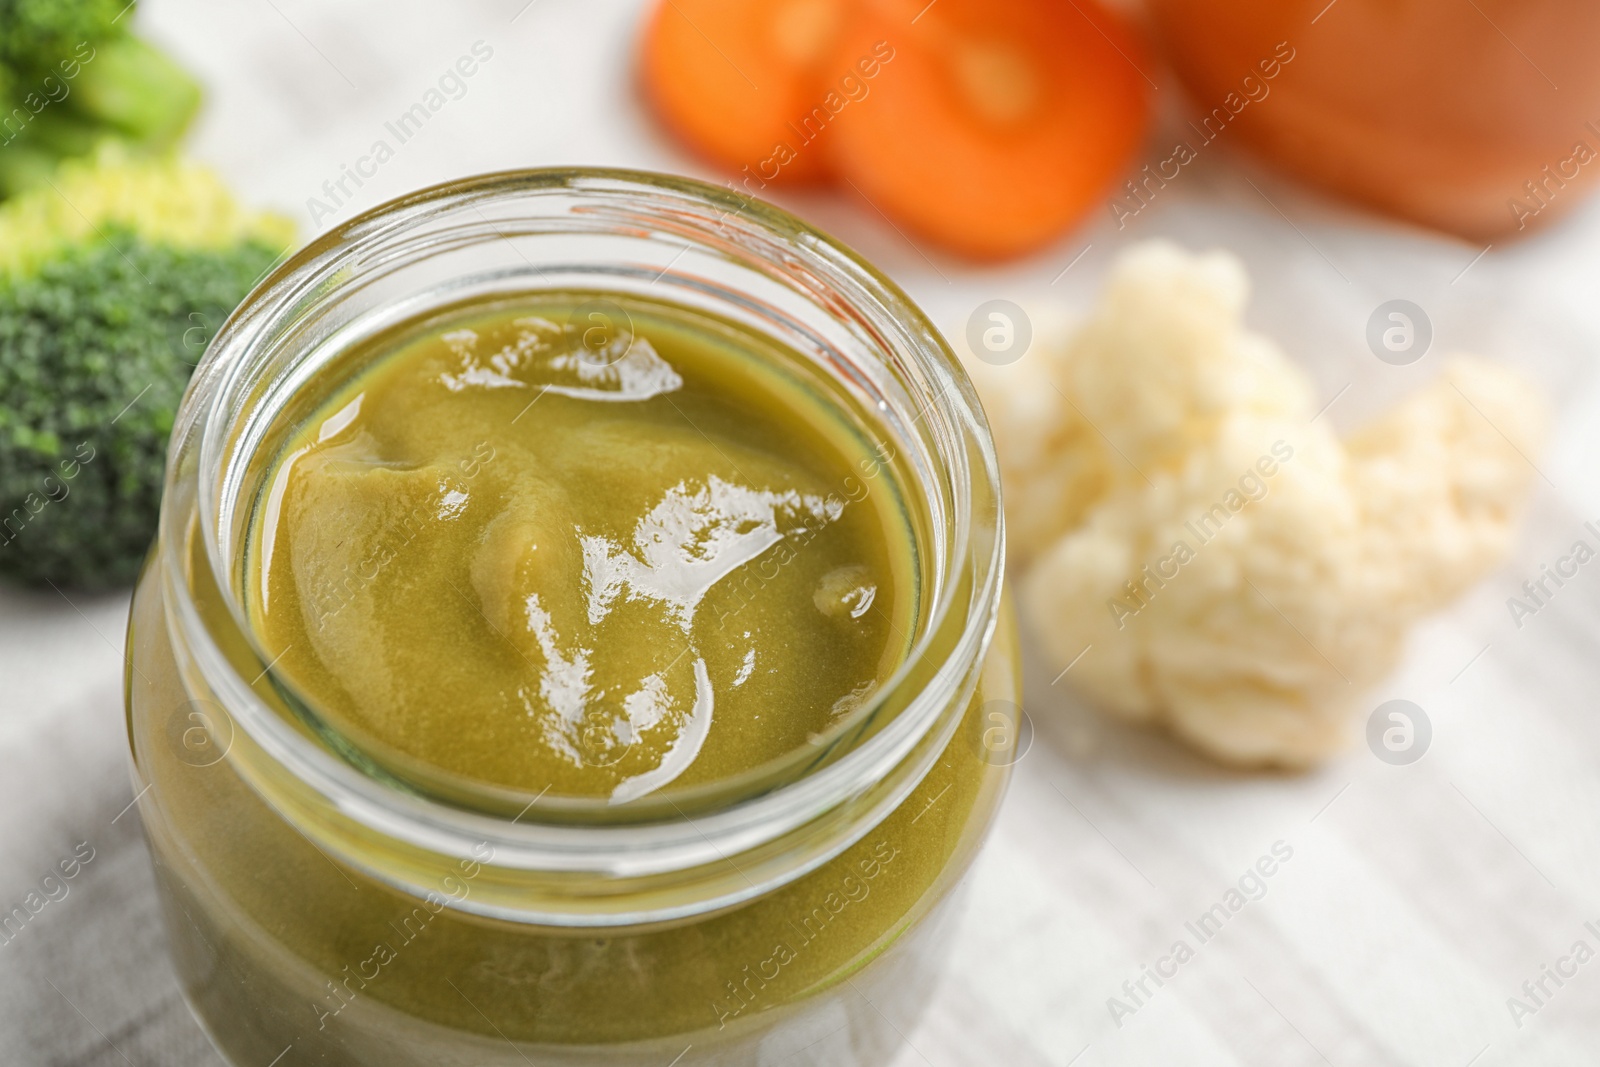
left=638, top=0, right=1152, bottom=259
left=823, top=0, right=1152, bottom=259
left=1148, top=0, right=1600, bottom=241
left=639, top=0, right=848, bottom=185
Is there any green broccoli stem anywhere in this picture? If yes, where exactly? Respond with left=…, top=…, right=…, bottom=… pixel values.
left=67, top=33, right=200, bottom=145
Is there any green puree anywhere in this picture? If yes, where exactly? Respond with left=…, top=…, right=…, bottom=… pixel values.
left=247, top=294, right=918, bottom=799
left=129, top=290, right=1017, bottom=1057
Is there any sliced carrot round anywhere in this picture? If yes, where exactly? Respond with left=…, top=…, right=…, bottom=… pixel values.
left=639, top=0, right=852, bottom=185
left=824, top=0, right=1152, bottom=259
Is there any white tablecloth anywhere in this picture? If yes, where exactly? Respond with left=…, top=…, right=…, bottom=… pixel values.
left=5, top=2, right=1600, bottom=1064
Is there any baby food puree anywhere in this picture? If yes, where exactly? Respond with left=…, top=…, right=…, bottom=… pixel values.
left=246, top=293, right=919, bottom=800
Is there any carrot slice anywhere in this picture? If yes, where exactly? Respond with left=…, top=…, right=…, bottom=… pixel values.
left=824, top=0, right=1152, bottom=259
left=639, top=0, right=851, bottom=186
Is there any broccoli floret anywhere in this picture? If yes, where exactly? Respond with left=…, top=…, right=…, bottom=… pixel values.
left=0, top=151, right=294, bottom=589
left=0, top=0, right=126, bottom=67
left=0, top=1, right=202, bottom=200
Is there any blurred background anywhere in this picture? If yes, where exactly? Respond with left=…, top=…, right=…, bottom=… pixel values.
left=4, top=0, right=1600, bottom=1064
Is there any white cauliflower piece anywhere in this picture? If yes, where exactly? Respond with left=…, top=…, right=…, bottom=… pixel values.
left=1343, top=358, right=1549, bottom=618
left=969, top=241, right=1546, bottom=766
left=963, top=330, right=1109, bottom=565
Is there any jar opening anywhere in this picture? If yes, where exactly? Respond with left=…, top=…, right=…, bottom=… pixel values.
left=157, top=169, right=1004, bottom=922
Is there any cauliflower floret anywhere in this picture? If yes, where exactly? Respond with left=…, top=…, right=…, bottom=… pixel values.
left=1063, top=243, right=1315, bottom=473
left=970, top=242, right=1545, bottom=767
left=1344, top=359, right=1547, bottom=618
left=964, top=338, right=1109, bottom=564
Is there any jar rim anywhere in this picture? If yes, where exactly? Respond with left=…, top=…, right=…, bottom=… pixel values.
left=159, top=167, right=1006, bottom=921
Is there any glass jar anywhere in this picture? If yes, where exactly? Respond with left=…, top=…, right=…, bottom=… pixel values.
left=124, top=169, right=1016, bottom=1066
left=1147, top=0, right=1600, bottom=240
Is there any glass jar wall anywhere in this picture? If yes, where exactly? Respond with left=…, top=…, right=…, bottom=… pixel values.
left=124, top=169, right=1016, bottom=1066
